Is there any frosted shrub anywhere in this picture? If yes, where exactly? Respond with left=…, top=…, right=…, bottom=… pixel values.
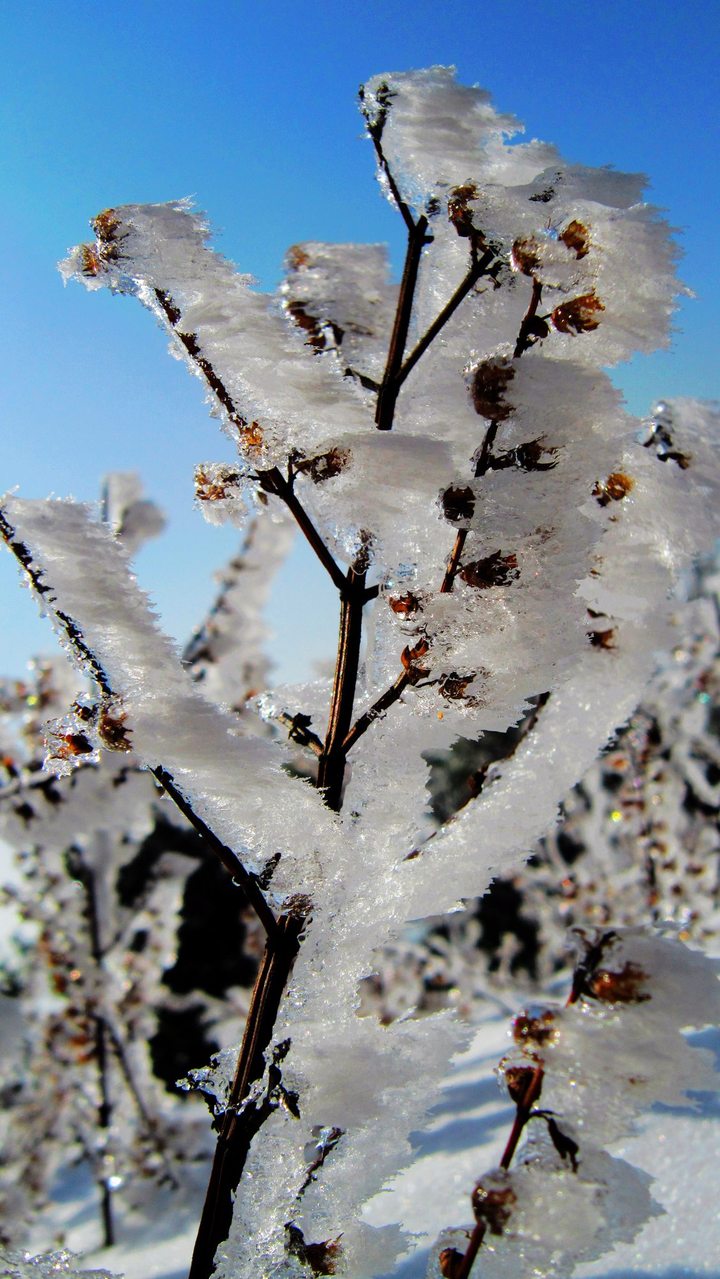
left=2, top=67, right=719, bottom=1278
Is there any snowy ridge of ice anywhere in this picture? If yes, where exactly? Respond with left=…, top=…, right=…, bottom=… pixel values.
left=1, top=496, right=336, bottom=876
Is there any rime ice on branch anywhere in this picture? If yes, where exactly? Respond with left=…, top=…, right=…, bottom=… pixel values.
left=3, top=65, right=719, bottom=1279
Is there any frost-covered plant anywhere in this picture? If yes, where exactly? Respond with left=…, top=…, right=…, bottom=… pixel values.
left=2, top=67, right=720, bottom=1279
left=0, top=478, right=292, bottom=1246
left=429, top=928, right=720, bottom=1279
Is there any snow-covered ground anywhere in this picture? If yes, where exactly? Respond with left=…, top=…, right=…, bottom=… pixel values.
left=13, top=1009, right=718, bottom=1279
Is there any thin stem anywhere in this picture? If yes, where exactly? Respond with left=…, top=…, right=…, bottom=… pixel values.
left=73, top=852, right=116, bottom=1248
left=451, top=1065, right=544, bottom=1279
left=257, top=467, right=346, bottom=593
left=499, top=1065, right=544, bottom=1169
left=375, top=216, right=432, bottom=431
left=277, top=711, right=324, bottom=758
left=342, top=669, right=410, bottom=754
left=152, top=767, right=279, bottom=940
left=398, top=250, right=496, bottom=389
left=107, top=1022, right=179, bottom=1188
left=317, top=566, right=368, bottom=810
left=513, top=278, right=543, bottom=358
left=188, top=911, right=305, bottom=1279
left=152, top=289, right=345, bottom=592
left=0, top=509, right=114, bottom=699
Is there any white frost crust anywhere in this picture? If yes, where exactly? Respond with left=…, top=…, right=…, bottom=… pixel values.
left=62, top=202, right=374, bottom=466
left=2, top=497, right=336, bottom=876
left=362, top=67, right=680, bottom=366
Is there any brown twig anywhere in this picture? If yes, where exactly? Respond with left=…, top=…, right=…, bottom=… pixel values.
left=450, top=1065, right=544, bottom=1279
left=342, top=669, right=411, bottom=754
left=151, top=767, right=279, bottom=940
left=375, top=216, right=433, bottom=431
left=152, top=290, right=346, bottom=593
left=188, top=910, right=306, bottom=1279
left=398, top=250, right=496, bottom=389
left=317, top=565, right=370, bottom=810
left=68, top=850, right=116, bottom=1248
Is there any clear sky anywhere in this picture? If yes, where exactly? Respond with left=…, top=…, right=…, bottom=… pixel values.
left=2, top=0, right=719, bottom=684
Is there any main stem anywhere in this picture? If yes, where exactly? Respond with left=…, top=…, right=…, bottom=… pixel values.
left=375, top=216, right=431, bottom=431
left=77, top=853, right=116, bottom=1249
left=188, top=912, right=304, bottom=1279
left=317, top=566, right=369, bottom=810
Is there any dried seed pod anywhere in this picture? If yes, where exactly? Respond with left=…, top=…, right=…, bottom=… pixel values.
left=293, top=448, right=350, bottom=483
left=441, top=485, right=476, bottom=523
left=559, top=219, right=591, bottom=258
left=388, top=592, right=421, bottom=616
left=512, top=236, right=542, bottom=275
left=448, top=183, right=479, bottom=238
left=460, top=551, right=519, bottom=589
left=588, top=961, right=650, bottom=1004
left=551, top=292, right=605, bottom=334
left=470, top=359, right=515, bottom=420
left=471, top=1177, right=516, bottom=1235
left=593, top=471, right=634, bottom=506
left=513, top=1007, right=558, bottom=1048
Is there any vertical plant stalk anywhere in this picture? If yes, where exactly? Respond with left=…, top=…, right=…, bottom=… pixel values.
left=375, top=216, right=432, bottom=431
left=71, top=850, right=116, bottom=1248
left=188, top=911, right=305, bottom=1279
left=451, top=1065, right=544, bottom=1279
left=317, top=565, right=374, bottom=810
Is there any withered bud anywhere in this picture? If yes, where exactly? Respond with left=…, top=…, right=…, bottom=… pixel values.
left=91, top=208, right=121, bottom=243
left=286, top=244, right=311, bottom=271
left=460, top=551, right=519, bottom=589
left=438, top=1248, right=465, bottom=1279
left=511, top=236, right=542, bottom=275
left=471, top=1179, right=516, bottom=1235
left=593, top=471, right=634, bottom=506
left=194, top=464, right=241, bottom=502
left=502, top=1063, right=538, bottom=1105
left=588, top=626, right=616, bottom=650
left=447, top=183, right=479, bottom=238
left=470, top=359, right=515, bottom=420
left=98, top=705, right=132, bottom=753
left=400, top=638, right=431, bottom=682
left=439, top=672, right=477, bottom=702
left=513, top=1007, right=558, bottom=1048
left=388, top=592, right=421, bottom=616
left=559, top=219, right=591, bottom=258
left=551, top=292, right=605, bottom=334
left=293, top=448, right=350, bottom=483
left=285, top=300, right=327, bottom=351
left=80, top=244, right=101, bottom=277
left=588, top=961, right=650, bottom=1004
left=441, top=485, right=475, bottom=523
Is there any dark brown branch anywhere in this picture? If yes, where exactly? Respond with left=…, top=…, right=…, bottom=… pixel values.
left=343, top=669, right=411, bottom=754
left=151, top=766, right=279, bottom=940
left=70, top=851, right=115, bottom=1248
left=361, top=98, right=416, bottom=234
left=256, top=467, right=347, bottom=593
left=440, top=422, right=499, bottom=594
left=375, top=216, right=433, bottom=431
left=188, top=910, right=305, bottom=1279
left=277, top=711, right=324, bottom=758
left=152, top=289, right=346, bottom=593
left=0, top=508, right=114, bottom=699
left=440, top=276, right=544, bottom=597
left=398, top=250, right=496, bottom=389
left=513, top=278, right=543, bottom=358
left=317, top=566, right=368, bottom=810
left=450, top=1065, right=544, bottom=1279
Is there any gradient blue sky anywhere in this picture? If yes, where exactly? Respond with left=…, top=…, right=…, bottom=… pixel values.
left=2, top=0, right=719, bottom=683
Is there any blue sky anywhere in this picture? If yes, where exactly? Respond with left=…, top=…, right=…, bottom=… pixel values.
left=2, top=0, right=719, bottom=682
